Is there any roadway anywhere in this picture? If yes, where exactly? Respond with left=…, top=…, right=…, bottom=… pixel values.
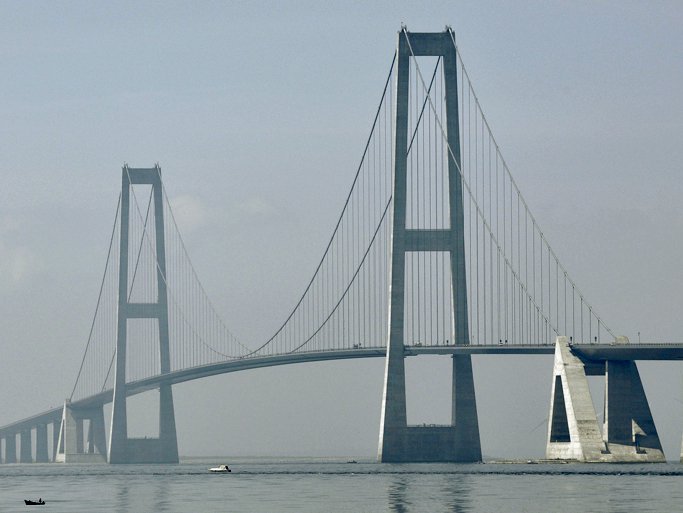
left=2, top=342, right=683, bottom=436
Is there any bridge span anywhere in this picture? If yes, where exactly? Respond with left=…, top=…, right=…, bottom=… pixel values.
left=2, top=342, right=682, bottom=463
left=6, top=341, right=682, bottom=433
left=2, top=344, right=553, bottom=438
left=1, top=28, right=680, bottom=465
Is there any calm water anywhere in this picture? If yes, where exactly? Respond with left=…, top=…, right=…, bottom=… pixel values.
left=1, top=458, right=683, bottom=512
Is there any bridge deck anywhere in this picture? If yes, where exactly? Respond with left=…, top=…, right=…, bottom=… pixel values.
left=2, top=343, right=683, bottom=436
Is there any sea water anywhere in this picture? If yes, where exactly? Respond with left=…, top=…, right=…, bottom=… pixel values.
left=1, top=458, right=682, bottom=512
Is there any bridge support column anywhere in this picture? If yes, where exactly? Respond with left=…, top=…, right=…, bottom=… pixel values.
left=75, top=418, right=84, bottom=454
left=546, top=337, right=607, bottom=461
left=35, top=424, right=49, bottom=463
left=5, top=434, right=16, bottom=463
left=451, top=355, right=482, bottom=461
left=108, top=165, right=178, bottom=464
left=603, top=360, right=664, bottom=461
left=55, top=400, right=76, bottom=462
left=56, top=400, right=106, bottom=463
left=86, top=406, right=107, bottom=458
left=378, top=29, right=481, bottom=463
left=546, top=337, right=664, bottom=462
left=52, top=418, right=60, bottom=461
left=20, top=429, right=32, bottom=463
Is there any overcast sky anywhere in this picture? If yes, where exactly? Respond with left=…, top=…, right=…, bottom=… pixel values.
left=1, top=1, right=682, bottom=460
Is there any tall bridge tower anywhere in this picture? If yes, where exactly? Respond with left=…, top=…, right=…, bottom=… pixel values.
left=108, top=165, right=179, bottom=464
left=378, top=29, right=481, bottom=462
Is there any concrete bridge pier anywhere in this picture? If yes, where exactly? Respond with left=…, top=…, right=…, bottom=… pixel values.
left=55, top=400, right=76, bottom=462
left=85, top=406, right=107, bottom=457
left=35, top=424, right=49, bottom=463
left=451, top=355, right=482, bottom=461
left=52, top=418, right=60, bottom=461
left=75, top=418, right=84, bottom=454
left=6, top=435, right=16, bottom=463
left=5, top=434, right=16, bottom=463
left=546, top=337, right=664, bottom=462
left=603, top=360, right=663, bottom=460
left=56, top=400, right=106, bottom=463
left=20, top=429, right=32, bottom=463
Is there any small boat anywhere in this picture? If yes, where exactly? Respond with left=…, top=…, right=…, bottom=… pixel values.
left=209, top=464, right=232, bottom=473
left=24, top=499, right=45, bottom=505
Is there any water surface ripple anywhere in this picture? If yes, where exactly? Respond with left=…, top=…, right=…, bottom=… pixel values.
left=1, top=459, right=681, bottom=512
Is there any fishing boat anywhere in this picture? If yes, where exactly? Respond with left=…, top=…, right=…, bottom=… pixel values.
left=24, top=498, right=45, bottom=505
left=209, top=464, right=231, bottom=473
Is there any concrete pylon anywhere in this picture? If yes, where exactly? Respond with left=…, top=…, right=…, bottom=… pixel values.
left=546, top=336, right=664, bottom=462
left=377, top=28, right=481, bottom=463
left=108, top=165, right=178, bottom=464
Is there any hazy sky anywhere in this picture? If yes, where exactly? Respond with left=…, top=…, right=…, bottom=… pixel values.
left=1, top=1, right=682, bottom=460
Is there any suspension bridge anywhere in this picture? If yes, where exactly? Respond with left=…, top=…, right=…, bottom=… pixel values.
left=1, top=28, right=680, bottom=464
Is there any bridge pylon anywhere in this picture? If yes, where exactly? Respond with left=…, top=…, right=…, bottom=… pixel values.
left=378, top=28, right=481, bottom=463
left=108, top=165, right=179, bottom=464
